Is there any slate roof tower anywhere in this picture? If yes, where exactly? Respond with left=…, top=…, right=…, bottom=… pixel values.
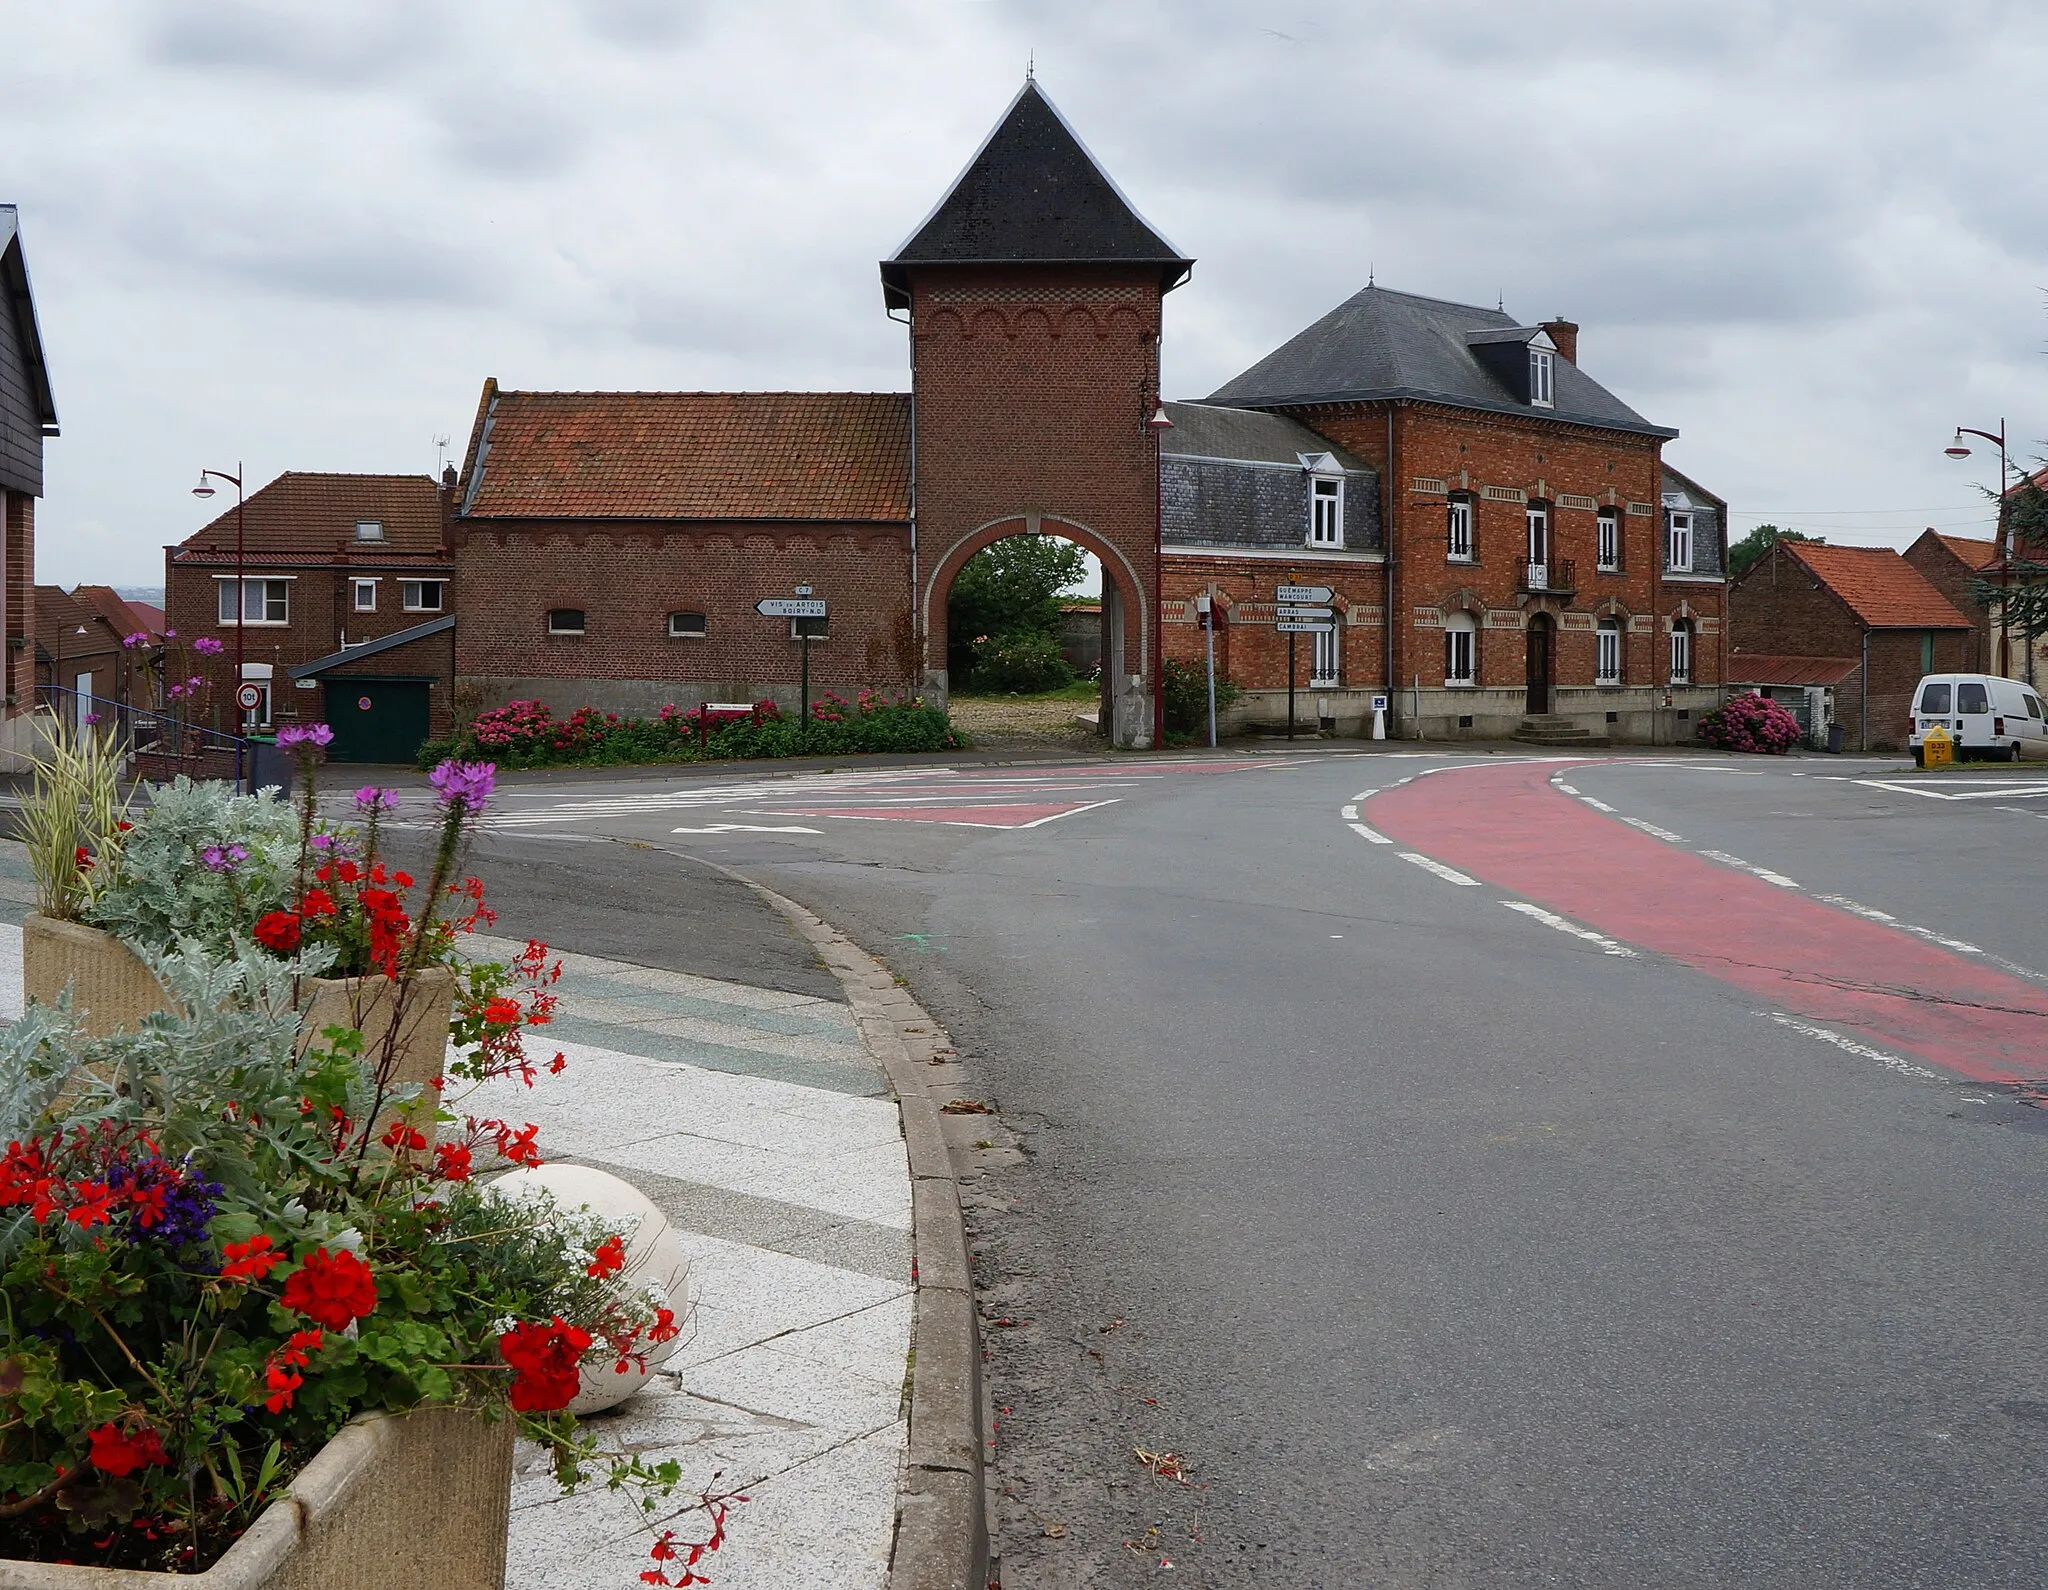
left=885, top=80, right=1191, bottom=748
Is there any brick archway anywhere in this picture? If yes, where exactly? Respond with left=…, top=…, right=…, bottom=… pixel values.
left=922, top=513, right=1155, bottom=747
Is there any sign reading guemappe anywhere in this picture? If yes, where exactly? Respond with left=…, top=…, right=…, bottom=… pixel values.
left=1276, top=584, right=1334, bottom=604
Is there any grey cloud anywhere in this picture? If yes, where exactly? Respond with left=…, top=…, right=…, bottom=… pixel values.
left=147, top=0, right=436, bottom=86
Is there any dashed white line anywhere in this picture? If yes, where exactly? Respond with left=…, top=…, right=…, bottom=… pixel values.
left=1555, top=782, right=1581, bottom=795
left=1620, top=815, right=1686, bottom=843
left=1348, top=821, right=1393, bottom=845
left=1398, top=852, right=1480, bottom=886
left=1580, top=796, right=1617, bottom=812
left=1501, top=901, right=1637, bottom=956
left=1701, top=850, right=1800, bottom=888
left=1816, top=895, right=1981, bottom=955
left=1351, top=790, right=1379, bottom=801
left=1765, top=1012, right=1942, bottom=1080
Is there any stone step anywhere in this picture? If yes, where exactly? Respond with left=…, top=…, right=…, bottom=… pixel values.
left=1514, top=730, right=1611, bottom=748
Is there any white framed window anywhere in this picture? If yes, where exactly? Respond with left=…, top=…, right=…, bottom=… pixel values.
left=354, top=519, right=384, bottom=542
left=1596, top=617, right=1622, bottom=684
left=352, top=579, right=377, bottom=612
left=790, top=616, right=828, bottom=640
left=1311, top=623, right=1340, bottom=687
left=216, top=577, right=290, bottom=625
left=1670, top=619, right=1693, bottom=684
left=1309, top=476, right=1344, bottom=547
left=1667, top=511, right=1694, bottom=572
left=547, top=608, right=586, bottom=636
left=401, top=580, right=444, bottom=612
left=1526, top=502, right=1550, bottom=568
left=1529, top=347, right=1554, bottom=407
left=1447, top=495, right=1473, bottom=561
left=668, top=611, right=708, bottom=638
left=1597, top=509, right=1620, bottom=571
left=1444, top=611, right=1476, bottom=686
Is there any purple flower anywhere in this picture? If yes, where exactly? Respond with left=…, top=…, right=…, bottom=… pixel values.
left=310, top=833, right=334, bottom=851
left=164, top=628, right=176, bottom=640
left=82, top=712, right=101, bottom=726
left=200, top=843, right=248, bottom=872
left=121, top=631, right=148, bottom=649
left=104, top=1157, right=223, bottom=1250
left=353, top=786, right=399, bottom=813
left=277, top=723, right=335, bottom=750
left=428, top=758, right=497, bottom=812
left=194, top=636, right=225, bottom=656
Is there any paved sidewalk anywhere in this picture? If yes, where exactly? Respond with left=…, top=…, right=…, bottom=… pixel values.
left=0, top=850, right=914, bottom=1590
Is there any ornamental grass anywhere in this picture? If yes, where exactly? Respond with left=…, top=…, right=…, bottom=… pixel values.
left=1, top=734, right=734, bottom=1582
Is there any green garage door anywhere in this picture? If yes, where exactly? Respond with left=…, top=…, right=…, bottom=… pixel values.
left=324, top=679, right=431, bottom=765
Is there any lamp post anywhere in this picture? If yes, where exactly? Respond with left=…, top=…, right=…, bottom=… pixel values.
left=1944, top=422, right=2028, bottom=683
left=191, top=465, right=246, bottom=724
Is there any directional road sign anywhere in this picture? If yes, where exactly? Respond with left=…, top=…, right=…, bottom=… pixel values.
left=756, top=597, right=827, bottom=618
left=1276, top=621, right=1336, bottom=634
left=1276, top=604, right=1334, bottom=620
left=1276, top=584, right=1334, bottom=604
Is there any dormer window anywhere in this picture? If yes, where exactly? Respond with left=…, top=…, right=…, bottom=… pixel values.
left=1529, top=348, right=1554, bottom=408
left=1310, top=477, right=1343, bottom=547
left=355, top=519, right=384, bottom=542
left=1667, top=510, right=1694, bottom=572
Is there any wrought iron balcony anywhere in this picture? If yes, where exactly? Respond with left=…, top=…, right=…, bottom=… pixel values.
left=1520, top=558, right=1576, bottom=595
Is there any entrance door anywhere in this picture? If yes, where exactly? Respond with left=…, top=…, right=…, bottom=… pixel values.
left=324, top=679, right=431, bottom=764
left=1525, top=614, right=1554, bottom=715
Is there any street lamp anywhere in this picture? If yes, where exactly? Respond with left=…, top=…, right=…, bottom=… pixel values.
left=1943, top=422, right=2027, bottom=682
left=192, top=464, right=246, bottom=725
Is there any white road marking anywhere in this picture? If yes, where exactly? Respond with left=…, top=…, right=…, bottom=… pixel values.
left=1765, top=1012, right=1942, bottom=1080
left=1351, top=790, right=1379, bottom=801
left=1348, top=822, right=1393, bottom=845
left=1816, top=895, right=1982, bottom=955
left=1341, top=804, right=1359, bottom=820
left=1701, top=850, right=1801, bottom=888
left=1398, top=852, right=1480, bottom=885
left=1620, top=815, right=1685, bottom=843
left=1580, top=796, right=1616, bottom=812
left=1555, top=782, right=1581, bottom=795
left=1501, top=901, right=1637, bottom=956
left=670, top=823, right=823, bottom=834
left=1855, top=779, right=2048, bottom=802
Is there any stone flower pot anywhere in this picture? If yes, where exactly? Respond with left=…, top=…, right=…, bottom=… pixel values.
left=0, top=1404, right=514, bottom=1589
left=20, top=914, right=169, bottom=1037
left=299, top=966, right=456, bottom=1139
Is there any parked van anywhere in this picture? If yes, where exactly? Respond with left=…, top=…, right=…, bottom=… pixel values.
left=1909, top=674, right=2048, bottom=764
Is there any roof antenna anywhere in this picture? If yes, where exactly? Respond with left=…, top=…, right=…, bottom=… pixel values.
left=1026, top=51, right=1034, bottom=81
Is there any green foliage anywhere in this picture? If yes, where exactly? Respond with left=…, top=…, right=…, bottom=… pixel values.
left=1160, top=657, right=1243, bottom=736
left=1975, top=476, right=2048, bottom=641
left=967, top=630, right=1075, bottom=694
left=85, top=779, right=300, bottom=956
left=945, top=535, right=1089, bottom=677
left=1727, top=523, right=1820, bottom=579
left=21, top=717, right=135, bottom=921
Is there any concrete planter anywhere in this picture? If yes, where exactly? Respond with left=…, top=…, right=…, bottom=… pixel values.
left=300, top=967, right=455, bottom=1138
left=20, top=915, right=167, bottom=1037
left=0, top=1405, right=514, bottom=1590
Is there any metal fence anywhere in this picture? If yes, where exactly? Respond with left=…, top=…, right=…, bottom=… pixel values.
left=35, top=686, right=268, bottom=794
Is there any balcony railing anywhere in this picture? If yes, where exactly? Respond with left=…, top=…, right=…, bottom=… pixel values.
left=1520, top=558, right=1576, bottom=595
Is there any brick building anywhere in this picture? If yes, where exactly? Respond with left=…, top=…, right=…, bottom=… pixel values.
left=164, top=472, right=455, bottom=761
left=1729, top=540, right=1973, bottom=751
left=1, top=206, right=56, bottom=763
left=1206, top=287, right=1728, bottom=743
left=34, top=584, right=160, bottom=727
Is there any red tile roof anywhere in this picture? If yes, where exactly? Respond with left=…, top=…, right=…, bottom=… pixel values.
left=1727, top=653, right=1861, bottom=687
left=173, top=473, right=446, bottom=561
left=461, top=391, right=912, bottom=522
left=1783, top=542, right=1973, bottom=629
left=1931, top=532, right=1998, bottom=570
left=72, top=585, right=161, bottom=640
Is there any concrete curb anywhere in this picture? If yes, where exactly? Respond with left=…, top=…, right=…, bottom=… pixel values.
left=715, top=872, right=989, bottom=1590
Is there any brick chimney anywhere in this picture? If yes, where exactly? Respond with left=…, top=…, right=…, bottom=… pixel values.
left=1541, top=318, right=1579, bottom=364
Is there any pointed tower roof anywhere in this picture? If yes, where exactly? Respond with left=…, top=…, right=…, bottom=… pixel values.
left=882, top=81, right=1191, bottom=310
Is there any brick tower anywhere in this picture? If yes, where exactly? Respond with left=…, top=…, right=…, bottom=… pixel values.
left=883, top=81, right=1191, bottom=747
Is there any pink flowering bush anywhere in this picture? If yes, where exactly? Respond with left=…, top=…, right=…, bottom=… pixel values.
left=1695, top=692, right=1802, bottom=754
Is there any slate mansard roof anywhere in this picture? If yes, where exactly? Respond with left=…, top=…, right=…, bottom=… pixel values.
left=1208, top=285, right=1677, bottom=440
left=459, top=387, right=912, bottom=523
left=1160, top=402, right=1381, bottom=555
left=882, top=80, right=1192, bottom=311
left=1, top=205, right=59, bottom=498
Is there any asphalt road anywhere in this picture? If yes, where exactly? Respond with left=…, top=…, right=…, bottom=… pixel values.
left=419, top=748, right=2048, bottom=1587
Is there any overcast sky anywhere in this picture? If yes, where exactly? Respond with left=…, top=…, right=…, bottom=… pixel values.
left=4, top=0, right=2044, bottom=587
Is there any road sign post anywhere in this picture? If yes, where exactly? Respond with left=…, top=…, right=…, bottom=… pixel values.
left=1196, top=593, right=1217, bottom=748
left=757, top=591, right=828, bottom=746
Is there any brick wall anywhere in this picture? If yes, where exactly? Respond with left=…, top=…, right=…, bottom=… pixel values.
left=907, top=265, right=1165, bottom=743
left=1901, top=540, right=1990, bottom=672
left=1160, top=552, right=1384, bottom=686
left=5, top=490, right=33, bottom=712
left=450, top=520, right=916, bottom=718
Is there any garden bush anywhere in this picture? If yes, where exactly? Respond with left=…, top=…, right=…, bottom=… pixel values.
left=1695, top=691, right=1802, bottom=754
left=432, top=690, right=965, bottom=770
left=965, top=630, right=1075, bottom=694
left=1160, top=657, right=1243, bottom=736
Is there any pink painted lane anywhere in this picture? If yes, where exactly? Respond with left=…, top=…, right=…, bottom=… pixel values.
left=1366, top=762, right=2048, bottom=1085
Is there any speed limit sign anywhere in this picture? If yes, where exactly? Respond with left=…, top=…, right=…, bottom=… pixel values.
left=235, top=683, right=263, bottom=712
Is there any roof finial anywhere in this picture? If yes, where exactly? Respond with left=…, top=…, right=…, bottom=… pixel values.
left=1497, top=289, right=1505, bottom=312
left=1026, top=51, right=1034, bottom=81
left=1367, top=261, right=1374, bottom=287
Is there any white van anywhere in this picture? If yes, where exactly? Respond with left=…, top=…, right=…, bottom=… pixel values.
left=1909, top=674, right=2048, bottom=764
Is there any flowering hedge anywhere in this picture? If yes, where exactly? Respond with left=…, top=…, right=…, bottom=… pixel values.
left=424, top=689, right=964, bottom=769
left=1695, top=691, right=1803, bottom=754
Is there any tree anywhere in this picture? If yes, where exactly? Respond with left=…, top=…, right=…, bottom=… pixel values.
left=1975, top=473, right=2048, bottom=645
left=945, top=535, right=1089, bottom=680
left=1727, top=523, right=1820, bottom=579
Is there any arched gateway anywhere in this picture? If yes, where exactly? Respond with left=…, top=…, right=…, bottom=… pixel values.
left=882, top=80, right=1193, bottom=749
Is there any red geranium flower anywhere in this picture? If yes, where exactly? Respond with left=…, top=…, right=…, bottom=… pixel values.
left=221, top=1233, right=284, bottom=1283
left=299, top=887, right=337, bottom=918
left=498, top=1317, right=591, bottom=1412
left=279, top=1247, right=377, bottom=1330
left=253, top=911, right=302, bottom=953
left=432, top=1142, right=472, bottom=1182
left=88, top=1422, right=170, bottom=1477
left=586, top=1235, right=627, bottom=1279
